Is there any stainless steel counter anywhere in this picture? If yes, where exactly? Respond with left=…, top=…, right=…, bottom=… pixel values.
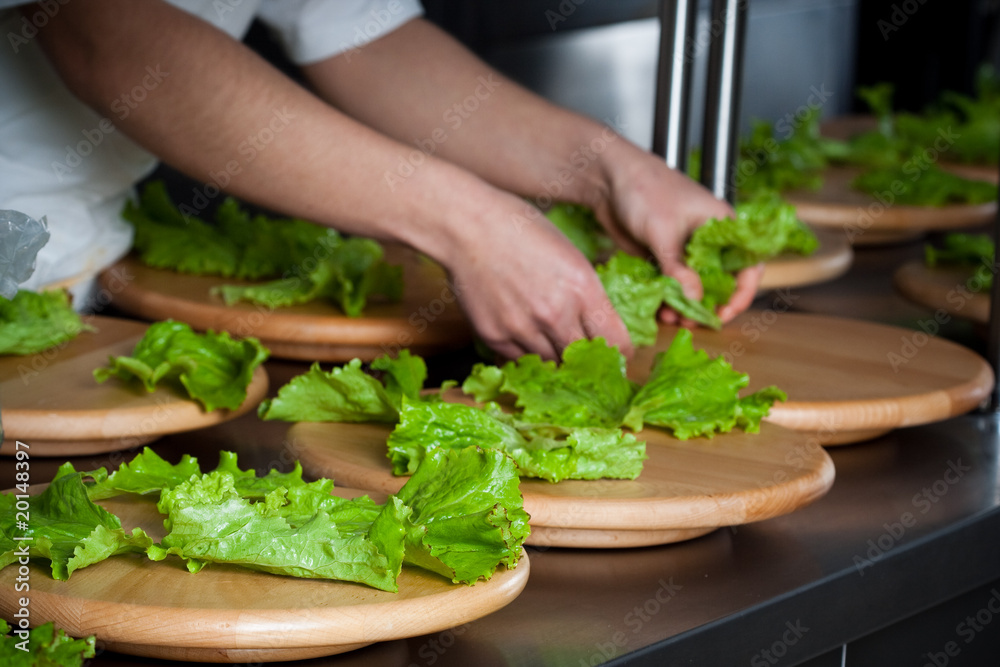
left=7, top=237, right=1000, bottom=667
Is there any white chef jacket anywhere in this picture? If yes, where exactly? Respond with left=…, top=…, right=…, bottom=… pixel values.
left=0, top=0, right=422, bottom=306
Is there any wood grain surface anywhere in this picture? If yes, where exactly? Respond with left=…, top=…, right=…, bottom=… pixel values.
left=784, top=165, right=996, bottom=242
left=0, top=316, right=268, bottom=457
left=0, top=490, right=529, bottom=663
left=630, top=311, right=994, bottom=444
left=291, top=421, right=835, bottom=549
left=97, top=246, right=473, bottom=362
left=758, top=227, right=853, bottom=292
left=893, top=260, right=990, bottom=324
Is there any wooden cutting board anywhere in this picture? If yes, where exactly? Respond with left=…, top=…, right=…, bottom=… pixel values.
left=784, top=165, right=996, bottom=245
left=291, top=421, right=835, bottom=550
left=758, top=226, right=853, bottom=292
left=98, top=246, right=472, bottom=362
left=630, top=311, right=994, bottom=445
left=0, top=316, right=268, bottom=457
left=0, top=491, right=529, bottom=662
left=893, top=260, right=990, bottom=324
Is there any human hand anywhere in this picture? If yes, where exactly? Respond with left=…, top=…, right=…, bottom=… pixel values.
left=588, top=141, right=762, bottom=325
left=440, top=193, right=634, bottom=362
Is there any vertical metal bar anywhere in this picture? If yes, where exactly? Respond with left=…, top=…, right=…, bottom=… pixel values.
left=652, top=0, right=698, bottom=171
left=699, top=0, right=749, bottom=203
left=988, top=156, right=1000, bottom=410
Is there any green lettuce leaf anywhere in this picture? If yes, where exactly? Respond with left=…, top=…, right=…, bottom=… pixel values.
left=387, top=399, right=645, bottom=482
left=77, top=448, right=202, bottom=501
left=924, top=232, right=995, bottom=291
left=685, top=191, right=818, bottom=308
left=925, top=233, right=994, bottom=267
left=258, top=358, right=401, bottom=422
left=736, top=109, right=837, bottom=198
left=462, top=337, right=637, bottom=428
left=390, top=446, right=530, bottom=583
left=370, top=349, right=428, bottom=405
left=852, top=68, right=1000, bottom=166
left=851, top=165, right=997, bottom=206
left=124, top=180, right=404, bottom=315
left=0, top=620, right=96, bottom=667
left=3, top=447, right=527, bottom=591
left=545, top=203, right=614, bottom=262
left=597, top=251, right=721, bottom=345
left=147, top=448, right=527, bottom=589
left=148, top=468, right=404, bottom=591
left=214, top=237, right=403, bottom=318
left=593, top=195, right=816, bottom=342
left=0, top=473, right=153, bottom=581
left=0, top=289, right=94, bottom=356
left=124, top=180, right=337, bottom=280
left=93, top=320, right=269, bottom=411
left=623, top=328, right=785, bottom=438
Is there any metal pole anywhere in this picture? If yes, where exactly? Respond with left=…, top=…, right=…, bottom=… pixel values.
left=699, top=0, right=749, bottom=203
left=652, top=0, right=699, bottom=171
left=988, top=154, right=1000, bottom=410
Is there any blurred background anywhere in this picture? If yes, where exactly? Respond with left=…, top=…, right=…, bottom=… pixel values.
left=411, top=0, right=1000, bottom=151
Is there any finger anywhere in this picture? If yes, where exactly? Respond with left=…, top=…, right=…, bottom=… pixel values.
left=649, top=263, right=701, bottom=304
left=658, top=308, right=680, bottom=325
left=588, top=312, right=634, bottom=359
left=717, top=263, right=764, bottom=322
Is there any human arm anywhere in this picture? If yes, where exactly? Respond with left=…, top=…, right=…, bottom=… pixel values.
left=301, top=17, right=761, bottom=323
left=31, top=0, right=632, bottom=360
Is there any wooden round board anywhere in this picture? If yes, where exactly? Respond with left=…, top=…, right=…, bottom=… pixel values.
left=629, top=311, right=994, bottom=445
left=784, top=165, right=996, bottom=245
left=785, top=115, right=998, bottom=245
left=0, top=491, right=529, bottom=662
left=98, top=246, right=473, bottom=362
left=0, top=316, right=267, bottom=457
left=758, top=226, right=853, bottom=292
left=291, top=421, right=835, bottom=550
left=893, top=260, right=990, bottom=324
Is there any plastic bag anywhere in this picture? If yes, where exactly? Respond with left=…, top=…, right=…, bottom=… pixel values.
left=0, top=210, right=50, bottom=299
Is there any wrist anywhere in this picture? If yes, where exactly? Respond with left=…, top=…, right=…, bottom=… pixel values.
left=562, top=126, right=646, bottom=214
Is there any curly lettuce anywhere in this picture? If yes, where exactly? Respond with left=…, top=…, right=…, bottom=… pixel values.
left=123, top=180, right=403, bottom=315
left=1, top=620, right=96, bottom=667
left=592, top=194, right=816, bottom=343
left=93, top=320, right=269, bottom=411
left=0, top=289, right=93, bottom=356
left=0, top=447, right=528, bottom=591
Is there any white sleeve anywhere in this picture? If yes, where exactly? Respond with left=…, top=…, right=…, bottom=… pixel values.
left=256, top=0, right=424, bottom=65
